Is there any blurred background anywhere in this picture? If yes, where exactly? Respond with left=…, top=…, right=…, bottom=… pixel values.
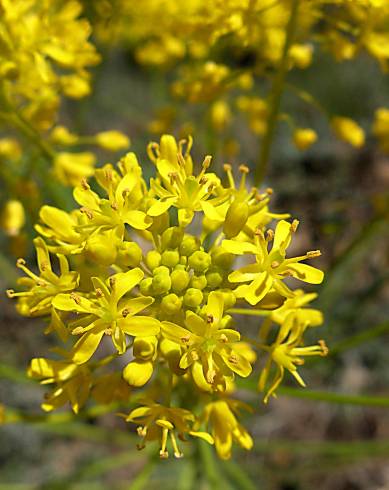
left=1, top=7, right=389, bottom=489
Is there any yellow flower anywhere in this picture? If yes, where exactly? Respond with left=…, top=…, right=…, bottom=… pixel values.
left=7, top=237, right=79, bottom=340
left=199, top=399, right=253, bottom=460
left=1, top=199, right=25, bottom=236
left=53, top=268, right=160, bottom=364
left=28, top=357, right=92, bottom=413
left=293, top=128, right=318, bottom=150
left=259, top=327, right=328, bottom=403
left=147, top=135, right=224, bottom=226
left=331, top=117, right=365, bottom=148
left=225, top=220, right=324, bottom=305
left=95, top=130, right=130, bottom=151
left=162, top=292, right=252, bottom=391
left=54, top=152, right=96, bottom=187
left=125, top=401, right=213, bottom=458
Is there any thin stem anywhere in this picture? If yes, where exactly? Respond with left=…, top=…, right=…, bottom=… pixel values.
left=228, top=307, right=270, bottom=317
left=254, top=0, right=300, bottom=185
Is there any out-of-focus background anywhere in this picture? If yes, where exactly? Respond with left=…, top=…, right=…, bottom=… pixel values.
left=1, top=17, right=389, bottom=490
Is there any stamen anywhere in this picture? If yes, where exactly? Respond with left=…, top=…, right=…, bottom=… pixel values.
left=95, top=288, right=103, bottom=298
left=206, top=314, right=214, bottom=324
left=137, top=426, right=147, bottom=437
left=239, top=164, right=249, bottom=174
left=80, top=207, right=93, bottom=219
left=122, top=308, right=130, bottom=318
left=111, top=202, right=118, bottom=211
left=190, top=351, right=199, bottom=361
left=271, top=261, right=280, bottom=269
left=228, top=354, right=239, bottom=365
left=160, top=427, right=169, bottom=459
left=206, top=368, right=216, bottom=384
left=181, top=335, right=190, bottom=343
left=70, top=292, right=81, bottom=305
left=81, top=178, right=89, bottom=190
left=319, top=340, right=329, bottom=356
left=219, top=334, right=228, bottom=343
left=104, top=328, right=113, bottom=335
left=266, top=229, right=274, bottom=241
left=290, top=219, right=299, bottom=232
left=72, top=327, right=84, bottom=335
left=147, top=142, right=160, bottom=162
left=109, top=277, right=116, bottom=288
left=170, top=432, right=183, bottom=458
left=306, top=250, right=321, bottom=258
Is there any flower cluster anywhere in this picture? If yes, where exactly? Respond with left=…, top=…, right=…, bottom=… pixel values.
left=87, top=0, right=389, bottom=151
left=0, top=1, right=131, bottom=248
left=8, top=135, right=327, bottom=459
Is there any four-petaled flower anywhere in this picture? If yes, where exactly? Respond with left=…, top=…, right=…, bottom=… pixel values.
left=53, top=268, right=160, bottom=364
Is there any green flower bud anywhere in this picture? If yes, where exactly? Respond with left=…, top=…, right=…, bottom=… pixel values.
left=146, top=250, right=161, bottom=271
left=188, top=250, right=211, bottom=273
left=160, top=293, right=183, bottom=315
left=179, top=235, right=200, bottom=256
left=211, top=247, right=235, bottom=269
left=161, top=226, right=184, bottom=250
left=117, top=241, right=142, bottom=267
left=153, top=265, right=170, bottom=276
left=223, top=201, right=249, bottom=238
left=171, top=269, right=190, bottom=293
left=183, top=288, right=203, bottom=307
left=161, top=250, right=180, bottom=268
left=86, top=235, right=117, bottom=265
left=133, top=336, right=157, bottom=360
left=152, top=273, right=172, bottom=295
left=205, top=269, right=223, bottom=288
left=190, top=275, right=207, bottom=290
left=140, top=277, right=153, bottom=296
left=219, top=289, right=236, bottom=310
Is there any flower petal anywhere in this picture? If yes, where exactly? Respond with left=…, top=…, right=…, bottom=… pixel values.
left=120, top=316, right=160, bottom=336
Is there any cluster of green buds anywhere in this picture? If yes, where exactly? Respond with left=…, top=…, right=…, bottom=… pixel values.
left=7, top=134, right=327, bottom=460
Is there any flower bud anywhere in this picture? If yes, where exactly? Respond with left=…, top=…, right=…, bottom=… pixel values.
left=183, top=288, right=203, bottom=307
left=146, top=250, right=161, bottom=271
left=219, top=289, right=236, bottom=310
left=95, top=130, right=130, bottom=151
left=152, top=273, right=172, bottom=295
left=161, top=293, right=183, bottom=315
left=188, top=250, right=211, bottom=273
left=211, top=248, right=234, bottom=269
left=161, top=226, right=184, bottom=250
left=179, top=235, right=200, bottom=256
left=190, top=275, right=207, bottom=290
left=161, top=250, right=180, bottom=268
left=223, top=201, right=249, bottom=238
left=1, top=200, right=25, bottom=236
left=140, top=277, right=153, bottom=296
left=133, top=336, right=157, bottom=360
left=153, top=265, right=170, bottom=276
left=206, top=269, right=224, bottom=288
left=293, top=128, right=317, bottom=150
left=171, top=269, right=190, bottom=293
left=117, top=241, right=142, bottom=267
left=86, top=234, right=117, bottom=265
left=123, top=360, right=153, bottom=387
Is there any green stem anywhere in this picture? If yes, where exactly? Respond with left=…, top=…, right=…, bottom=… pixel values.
left=330, top=321, right=389, bottom=356
left=254, top=0, right=300, bottom=185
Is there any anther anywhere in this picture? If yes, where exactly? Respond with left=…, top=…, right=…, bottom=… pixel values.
left=109, top=277, right=116, bottom=288
left=136, top=443, right=146, bottom=451
left=271, top=261, right=280, bottom=269
left=122, top=308, right=130, bottom=318
left=190, top=351, right=199, bottom=361
left=219, top=334, right=228, bottom=343
left=266, top=187, right=273, bottom=195
left=6, top=289, right=15, bottom=298
left=206, top=314, right=214, bottom=324
left=111, top=202, right=118, bottom=211
left=239, top=164, right=249, bottom=174
left=206, top=369, right=216, bottom=384
left=181, top=335, right=190, bottom=343
left=159, top=450, right=169, bottom=459
left=137, top=426, right=147, bottom=437
left=307, top=250, right=321, bottom=258
left=16, top=258, right=26, bottom=267
left=290, top=219, right=299, bottom=232
left=223, top=163, right=232, bottom=172
left=80, top=207, right=93, bottom=219
left=199, top=176, right=208, bottom=186
left=202, top=155, right=212, bottom=170
left=319, top=340, right=329, bottom=356
left=266, top=229, right=274, bottom=241
left=228, top=354, right=239, bottom=365
left=104, top=328, right=113, bottom=335
left=40, top=261, right=49, bottom=271
left=70, top=292, right=81, bottom=305
left=72, top=327, right=84, bottom=335
left=95, top=288, right=103, bottom=298
left=81, top=178, right=89, bottom=190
